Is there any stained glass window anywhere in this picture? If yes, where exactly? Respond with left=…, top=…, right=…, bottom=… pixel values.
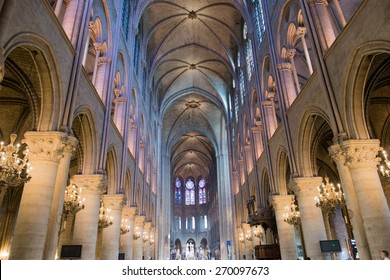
left=239, top=69, right=245, bottom=105
left=252, top=0, right=266, bottom=46
left=204, top=215, right=208, bottom=229
left=175, top=178, right=182, bottom=204
left=185, top=178, right=195, bottom=205
left=246, top=39, right=254, bottom=80
left=198, top=178, right=206, bottom=204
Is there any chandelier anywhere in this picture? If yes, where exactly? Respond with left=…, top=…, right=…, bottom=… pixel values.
left=245, top=229, right=252, bottom=241
left=133, top=227, right=141, bottom=240
left=150, top=234, right=155, bottom=245
left=378, top=149, right=390, bottom=182
left=98, top=204, right=113, bottom=229
left=283, top=198, right=301, bottom=226
left=63, top=184, right=85, bottom=216
left=120, top=218, right=130, bottom=235
left=143, top=231, right=149, bottom=243
left=253, top=227, right=263, bottom=239
left=315, top=177, right=345, bottom=215
left=239, top=231, right=245, bottom=243
left=0, top=134, right=32, bottom=188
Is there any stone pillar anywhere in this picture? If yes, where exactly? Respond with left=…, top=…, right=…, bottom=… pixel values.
left=100, top=194, right=125, bottom=260
left=113, top=96, right=127, bottom=135
left=296, top=27, right=314, bottom=74
left=150, top=227, right=156, bottom=259
left=287, top=49, right=301, bottom=94
left=244, top=145, right=253, bottom=173
left=133, top=215, right=145, bottom=260
left=238, top=159, right=245, bottom=186
left=263, top=93, right=278, bottom=137
left=307, top=0, right=336, bottom=50
left=72, top=175, right=107, bottom=260
left=277, top=63, right=297, bottom=107
left=10, top=131, right=66, bottom=260
left=120, top=207, right=137, bottom=260
left=95, top=57, right=112, bottom=101
left=251, top=126, right=263, bottom=159
left=91, top=43, right=103, bottom=85
left=328, top=143, right=371, bottom=259
left=44, top=136, right=78, bottom=260
left=332, top=0, right=347, bottom=27
left=270, top=195, right=298, bottom=260
left=139, top=144, right=145, bottom=174
left=143, top=222, right=151, bottom=260
left=342, top=139, right=390, bottom=259
left=289, top=177, right=329, bottom=260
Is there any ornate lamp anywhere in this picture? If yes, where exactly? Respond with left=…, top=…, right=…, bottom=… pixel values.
left=63, top=183, right=85, bottom=216
left=245, top=229, right=252, bottom=241
left=150, top=234, right=155, bottom=245
left=378, top=149, right=390, bottom=182
left=253, top=227, right=263, bottom=239
left=315, top=177, right=345, bottom=215
left=133, top=227, right=141, bottom=240
left=98, top=204, right=113, bottom=229
left=120, top=218, right=130, bottom=235
left=0, top=134, right=32, bottom=188
left=239, top=231, right=245, bottom=243
left=283, top=198, right=301, bottom=226
left=143, top=231, right=149, bottom=243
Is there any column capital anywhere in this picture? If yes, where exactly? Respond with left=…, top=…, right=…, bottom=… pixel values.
left=93, top=42, right=105, bottom=53
left=328, top=143, right=345, bottom=164
left=134, top=215, right=146, bottom=227
left=122, top=206, right=137, bottom=220
left=71, top=174, right=108, bottom=195
left=296, top=27, right=307, bottom=37
left=277, top=63, right=293, bottom=71
left=0, top=48, right=5, bottom=83
left=307, top=0, right=329, bottom=6
left=342, top=139, right=381, bottom=169
left=288, top=177, right=323, bottom=198
left=22, top=131, right=67, bottom=163
left=102, top=194, right=126, bottom=211
left=144, top=221, right=152, bottom=232
left=269, top=194, right=295, bottom=210
left=62, top=136, right=78, bottom=157
left=98, top=56, right=112, bottom=65
left=286, top=48, right=297, bottom=59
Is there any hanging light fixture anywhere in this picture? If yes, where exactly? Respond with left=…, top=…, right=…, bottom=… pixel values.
left=98, top=203, right=113, bottom=229
left=120, top=218, right=130, bottom=235
left=253, top=226, right=263, bottom=239
left=283, top=198, right=301, bottom=226
left=378, top=149, right=390, bottom=182
left=143, top=231, right=149, bottom=243
left=315, top=177, right=345, bottom=215
left=0, top=134, right=32, bottom=188
left=63, top=183, right=85, bottom=216
left=245, top=228, right=252, bottom=241
left=239, top=231, right=245, bottom=243
left=133, top=226, right=141, bottom=240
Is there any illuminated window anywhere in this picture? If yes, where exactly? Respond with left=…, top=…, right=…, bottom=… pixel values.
left=175, top=178, right=182, bottom=204
left=185, top=178, right=195, bottom=205
left=204, top=215, right=208, bottom=229
left=198, top=178, right=206, bottom=204
left=252, top=0, right=266, bottom=46
left=178, top=216, right=181, bottom=230
left=192, top=216, right=196, bottom=229
left=239, top=69, right=245, bottom=104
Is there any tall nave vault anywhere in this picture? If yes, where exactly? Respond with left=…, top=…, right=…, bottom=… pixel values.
left=0, top=0, right=389, bottom=260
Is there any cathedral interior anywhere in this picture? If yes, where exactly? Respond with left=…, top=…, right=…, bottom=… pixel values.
left=0, top=0, right=389, bottom=260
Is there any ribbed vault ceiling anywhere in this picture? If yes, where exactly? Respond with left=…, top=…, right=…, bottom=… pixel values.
left=141, top=0, right=244, bottom=179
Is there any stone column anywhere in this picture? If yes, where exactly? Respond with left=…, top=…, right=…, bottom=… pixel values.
left=244, top=224, right=254, bottom=260
left=332, top=0, right=347, bottom=27
left=263, top=92, right=278, bottom=137
left=100, top=194, right=125, bottom=260
left=72, top=175, right=107, bottom=260
left=328, top=144, right=371, bottom=259
left=296, top=27, right=314, bottom=74
left=277, top=63, right=297, bottom=107
left=270, top=195, right=298, bottom=260
left=132, top=215, right=145, bottom=260
left=143, top=222, right=151, bottom=260
left=44, top=136, right=78, bottom=260
left=238, top=159, right=245, bottom=186
left=95, top=57, right=112, bottom=101
left=287, top=49, right=301, bottom=94
left=120, top=206, right=137, bottom=260
left=9, top=131, right=66, bottom=260
left=251, top=126, right=263, bottom=159
left=289, top=177, right=329, bottom=260
left=113, top=96, right=127, bottom=135
left=150, top=227, right=156, bottom=259
left=342, top=139, right=390, bottom=259
left=91, top=43, right=103, bottom=85
left=244, top=145, right=253, bottom=173
left=307, top=0, right=336, bottom=50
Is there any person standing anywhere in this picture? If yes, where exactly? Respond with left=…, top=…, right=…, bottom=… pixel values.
left=380, top=250, right=389, bottom=260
